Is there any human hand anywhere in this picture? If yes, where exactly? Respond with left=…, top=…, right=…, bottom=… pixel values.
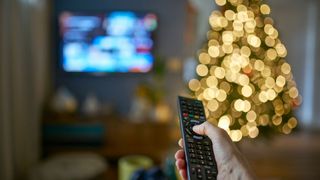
left=175, top=121, right=255, bottom=180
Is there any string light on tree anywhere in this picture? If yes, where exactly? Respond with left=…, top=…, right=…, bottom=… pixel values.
left=189, top=0, right=301, bottom=142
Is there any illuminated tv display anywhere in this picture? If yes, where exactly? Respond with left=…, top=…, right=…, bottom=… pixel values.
left=58, top=11, right=157, bottom=73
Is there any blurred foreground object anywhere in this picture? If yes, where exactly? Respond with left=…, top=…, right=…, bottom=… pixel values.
left=118, top=155, right=153, bottom=180
left=188, top=0, right=301, bottom=141
left=30, top=153, right=107, bottom=180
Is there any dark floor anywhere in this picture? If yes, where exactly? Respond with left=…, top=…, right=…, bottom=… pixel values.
left=239, top=131, right=320, bottom=180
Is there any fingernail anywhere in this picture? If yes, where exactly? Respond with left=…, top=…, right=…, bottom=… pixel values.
left=192, top=125, right=198, bottom=131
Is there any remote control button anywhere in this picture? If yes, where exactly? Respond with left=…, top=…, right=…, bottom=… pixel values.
left=198, top=155, right=204, bottom=160
left=190, top=119, right=200, bottom=124
left=196, top=141, right=203, bottom=145
left=200, top=160, right=205, bottom=165
left=189, top=148, right=195, bottom=153
left=204, top=141, right=211, bottom=146
left=196, top=145, right=203, bottom=150
left=191, top=167, right=196, bottom=174
left=190, top=159, right=197, bottom=164
left=207, top=161, right=215, bottom=166
left=207, top=176, right=215, bottom=180
left=185, top=128, right=193, bottom=135
left=188, top=143, right=195, bottom=148
left=197, top=174, right=203, bottom=179
left=196, top=167, right=202, bottom=174
left=196, top=150, right=204, bottom=155
left=190, top=153, right=196, bottom=158
left=193, top=135, right=204, bottom=140
left=204, top=146, right=211, bottom=151
left=187, top=138, right=194, bottom=143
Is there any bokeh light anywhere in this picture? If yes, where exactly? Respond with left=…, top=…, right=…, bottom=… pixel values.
left=188, top=0, right=300, bottom=141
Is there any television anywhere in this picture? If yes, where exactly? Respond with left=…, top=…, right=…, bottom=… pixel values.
left=58, top=11, right=158, bottom=73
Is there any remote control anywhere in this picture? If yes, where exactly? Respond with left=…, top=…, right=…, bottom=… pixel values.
left=177, top=96, right=218, bottom=180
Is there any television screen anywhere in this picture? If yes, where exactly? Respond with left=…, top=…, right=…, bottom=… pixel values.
left=58, top=11, right=157, bottom=73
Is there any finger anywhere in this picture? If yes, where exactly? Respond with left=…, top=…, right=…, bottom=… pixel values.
left=179, top=169, right=187, bottom=180
left=174, top=149, right=185, bottom=160
left=178, top=138, right=184, bottom=148
left=175, top=159, right=186, bottom=170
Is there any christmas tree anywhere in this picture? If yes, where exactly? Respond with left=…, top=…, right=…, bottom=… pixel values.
left=188, top=0, right=301, bottom=141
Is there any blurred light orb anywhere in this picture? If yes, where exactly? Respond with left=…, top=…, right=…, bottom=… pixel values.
left=260, top=4, right=271, bottom=15
left=188, top=0, right=300, bottom=141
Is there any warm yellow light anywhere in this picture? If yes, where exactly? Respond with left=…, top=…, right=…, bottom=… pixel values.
left=215, top=0, right=226, bottom=6
left=246, top=110, right=257, bottom=122
left=222, top=44, right=234, bottom=54
left=190, top=0, right=300, bottom=141
left=233, top=20, right=243, bottom=31
left=237, top=5, right=247, bottom=12
left=265, top=77, right=275, bottom=89
left=243, top=100, right=251, bottom=112
left=272, top=115, right=282, bottom=126
left=225, top=10, right=236, bottom=21
left=275, top=43, right=287, bottom=57
left=281, top=63, right=291, bottom=74
left=265, top=36, right=276, bottom=47
left=219, top=17, right=229, bottom=28
left=259, top=115, right=269, bottom=126
left=207, top=99, right=219, bottom=112
left=254, top=60, right=265, bottom=71
left=276, top=75, right=286, bottom=87
left=189, top=79, right=201, bottom=91
left=267, top=89, right=277, bottom=101
left=259, top=91, right=268, bottom=103
left=289, top=87, right=299, bottom=98
left=266, top=48, right=277, bottom=60
left=288, top=117, right=298, bottom=128
left=199, top=53, right=211, bottom=64
left=218, top=115, right=231, bottom=130
left=240, top=46, right=251, bottom=57
left=247, top=35, right=261, bottom=47
left=203, top=88, right=217, bottom=100
left=242, top=85, right=253, bottom=97
left=238, top=74, right=250, bottom=86
left=217, top=89, right=227, bottom=102
left=282, top=124, right=292, bottom=134
left=241, top=125, right=249, bottom=136
left=220, top=81, right=231, bottom=93
left=264, top=24, right=274, bottom=35
left=214, top=67, right=226, bottom=79
left=206, top=76, right=218, bottom=87
left=230, top=130, right=243, bottom=142
left=261, top=67, right=271, bottom=77
left=196, top=64, right=209, bottom=76
left=234, top=99, right=244, bottom=112
left=222, top=31, right=234, bottom=45
left=237, top=11, right=249, bottom=22
left=208, top=46, right=220, bottom=58
left=248, top=126, right=259, bottom=138
left=260, top=4, right=271, bottom=15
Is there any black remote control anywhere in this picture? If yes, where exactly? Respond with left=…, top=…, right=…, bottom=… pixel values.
left=177, top=96, right=218, bottom=180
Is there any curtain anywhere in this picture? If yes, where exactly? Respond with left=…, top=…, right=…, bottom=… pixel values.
left=0, top=0, right=49, bottom=179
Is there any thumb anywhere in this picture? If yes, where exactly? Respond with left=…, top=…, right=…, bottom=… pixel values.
left=192, top=121, right=217, bottom=140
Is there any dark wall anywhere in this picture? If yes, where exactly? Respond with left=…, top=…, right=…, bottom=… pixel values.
left=53, top=0, right=188, bottom=115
